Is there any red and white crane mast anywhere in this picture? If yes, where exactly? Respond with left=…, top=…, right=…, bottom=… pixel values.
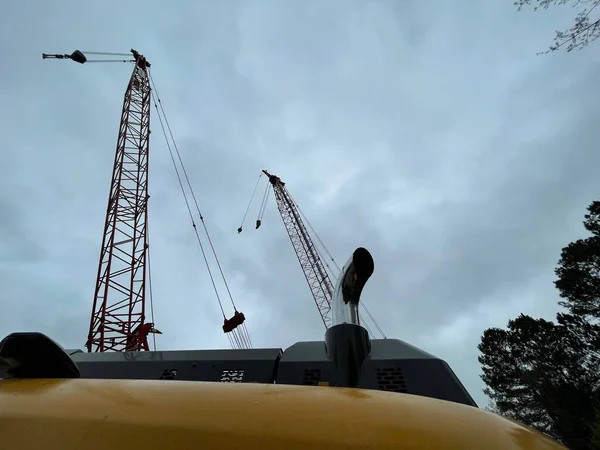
left=43, top=49, right=159, bottom=352
left=88, top=50, right=154, bottom=353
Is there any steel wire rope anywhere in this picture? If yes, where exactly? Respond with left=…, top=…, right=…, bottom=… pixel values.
left=257, top=182, right=270, bottom=222
left=84, top=59, right=134, bottom=63
left=242, top=322, right=253, bottom=348
left=151, top=91, right=242, bottom=349
left=147, top=222, right=157, bottom=351
left=239, top=174, right=263, bottom=232
left=149, top=72, right=252, bottom=348
left=150, top=90, right=227, bottom=320
left=80, top=51, right=132, bottom=56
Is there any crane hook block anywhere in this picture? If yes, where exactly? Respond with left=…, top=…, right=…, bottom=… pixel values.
left=222, top=311, right=246, bottom=333
left=255, top=219, right=262, bottom=229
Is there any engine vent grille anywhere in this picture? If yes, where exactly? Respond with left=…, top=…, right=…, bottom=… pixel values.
left=302, top=368, right=322, bottom=385
left=220, top=369, right=245, bottom=382
left=159, top=369, right=178, bottom=380
left=376, top=367, right=407, bottom=393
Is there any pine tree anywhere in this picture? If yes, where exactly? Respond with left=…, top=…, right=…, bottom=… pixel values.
left=555, top=201, right=600, bottom=319
left=478, top=313, right=600, bottom=449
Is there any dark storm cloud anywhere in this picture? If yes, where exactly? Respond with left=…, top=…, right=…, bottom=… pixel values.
left=1, top=0, right=598, bottom=407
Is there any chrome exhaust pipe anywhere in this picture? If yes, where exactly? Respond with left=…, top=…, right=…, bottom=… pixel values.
left=326, top=247, right=374, bottom=388
left=332, top=247, right=375, bottom=326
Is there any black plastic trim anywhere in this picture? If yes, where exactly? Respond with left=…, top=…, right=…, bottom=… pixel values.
left=0, top=332, right=80, bottom=379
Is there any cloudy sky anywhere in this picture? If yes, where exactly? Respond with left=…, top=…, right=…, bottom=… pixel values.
left=1, top=1, right=600, bottom=407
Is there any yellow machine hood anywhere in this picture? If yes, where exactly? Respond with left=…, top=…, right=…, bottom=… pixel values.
left=0, top=378, right=565, bottom=449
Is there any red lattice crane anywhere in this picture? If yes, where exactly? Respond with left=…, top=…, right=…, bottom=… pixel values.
left=44, top=49, right=252, bottom=352
left=260, top=170, right=334, bottom=328
left=43, top=49, right=159, bottom=352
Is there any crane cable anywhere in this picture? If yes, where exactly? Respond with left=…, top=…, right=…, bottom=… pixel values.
left=148, top=70, right=252, bottom=349
left=80, top=51, right=131, bottom=56
left=151, top=71, right=252, bottom=350
left=257, top=182, right=271, bottom=223
left=148, top=82, right=251, bottom=350
left=147, top=223, right=157, bottom=351
left=149, top=79, right=252, bottom=350
left=85, top=60, right=134, bottom=63
left=238, top=173, right=262, bottom=233
left=77, top=51, right=135, bottom=64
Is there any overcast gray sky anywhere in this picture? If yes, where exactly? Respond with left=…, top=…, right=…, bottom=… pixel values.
left=1, top=0, right=600, bottom=407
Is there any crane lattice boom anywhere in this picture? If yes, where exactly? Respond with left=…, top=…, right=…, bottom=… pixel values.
left=87, top=51, right=152, bottom=352
left=45, top=48, right=252, bottom=351
left=263, top=170, right=334, bottom=328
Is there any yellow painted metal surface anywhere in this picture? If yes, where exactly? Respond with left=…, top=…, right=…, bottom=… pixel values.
left=0, top=378, right=566, bottom=450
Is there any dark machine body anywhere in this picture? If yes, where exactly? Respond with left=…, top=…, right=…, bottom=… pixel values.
left=0, top=329, right=476, bottom=408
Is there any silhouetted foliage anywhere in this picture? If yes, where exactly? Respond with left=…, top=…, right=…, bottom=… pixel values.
left=593, top=406, right=600, bottom=448
left=478, top=313, right=600, bottom=449
left=480, top=200, right=600, bottom=447
left=515, top=0, right=600, bottom=52
left=555, top=201, right=600, bottom=319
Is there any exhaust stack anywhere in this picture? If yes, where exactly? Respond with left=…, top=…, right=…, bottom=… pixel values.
left=325, top=247, right=374, bottom=388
